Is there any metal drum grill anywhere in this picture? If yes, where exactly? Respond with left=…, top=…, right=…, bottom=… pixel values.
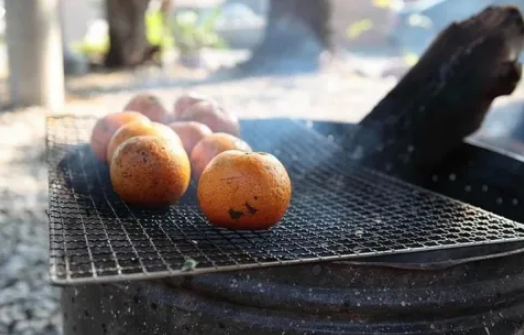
left=46, top=115, right=524, bottom=285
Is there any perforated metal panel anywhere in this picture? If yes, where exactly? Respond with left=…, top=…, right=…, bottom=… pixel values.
left=47, top=115, right=524, bottom=285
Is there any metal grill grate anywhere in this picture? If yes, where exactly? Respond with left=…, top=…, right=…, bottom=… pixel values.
left=47, top=115, right=524, bottom=285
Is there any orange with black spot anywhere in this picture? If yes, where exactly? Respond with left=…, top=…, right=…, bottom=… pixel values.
left=197, top=150, right=292, bottom=230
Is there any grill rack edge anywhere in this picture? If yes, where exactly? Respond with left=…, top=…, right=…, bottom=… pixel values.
left=46, top=115, right=524, bottom=285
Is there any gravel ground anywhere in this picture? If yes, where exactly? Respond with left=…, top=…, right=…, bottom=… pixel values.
left=1, top=65, right=523, bottom=334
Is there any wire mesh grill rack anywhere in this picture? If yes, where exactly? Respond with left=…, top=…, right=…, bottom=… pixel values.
left=47, top=115, right=524, bottom=285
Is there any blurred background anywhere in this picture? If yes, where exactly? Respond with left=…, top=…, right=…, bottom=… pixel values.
left=0, top=0, right=523, bottom=102
left=3, top=0, right=524, bottom=334
left=0, top=0, right=523, bottom=107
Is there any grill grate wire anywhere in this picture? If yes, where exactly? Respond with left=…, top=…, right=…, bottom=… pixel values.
left=47, top=115, right=524, bottom=285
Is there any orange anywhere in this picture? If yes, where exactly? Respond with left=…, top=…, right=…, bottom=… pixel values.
left=110, top=136, right=191, bottom=208
left=178, top=101, right=240, bottom=136
left=198, top=150, right=292, bottom=230
left=106, top=120, right=183, bottom=163
left=90, top=111, right=150, bottom=162
left=190, top=133, right=252, bottom=180
left=173, top=92, right=209, bottom=119
left=123, top=93, right=172, bottom=123
left=168, top=121, right=213, bottom=155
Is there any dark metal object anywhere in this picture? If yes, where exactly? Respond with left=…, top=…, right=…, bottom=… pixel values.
left=347, top=6, right=524, bottom=183
left=47, top=116, right=524, bottom=285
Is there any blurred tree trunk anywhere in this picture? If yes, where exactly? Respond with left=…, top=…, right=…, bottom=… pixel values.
left=160, top=0, right=174, bottom=44
left=263, top=0, right=333, bottom=50
left=160, top=0, right=174, bottom=15
left=238, top=0, right=334, bottom=73
left=104, top=0, right=154, bottom=68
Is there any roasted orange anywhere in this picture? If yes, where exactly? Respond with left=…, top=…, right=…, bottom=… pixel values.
left=110, top=136, right=191, bottom=208
left=123, top=93, right=171, bottom=123
left=90, top=111, right=150, bottom=162
left=178, top=101, right=240, bottom=136
left=190, top=133, right=252, bottom=180
left=168, top=121, right=213, bottom=155
left=173, top=92, right=209, bottom=119
left=106, top=120, right=182, bottom=163
left=198, top=150, right=292, bottom=230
